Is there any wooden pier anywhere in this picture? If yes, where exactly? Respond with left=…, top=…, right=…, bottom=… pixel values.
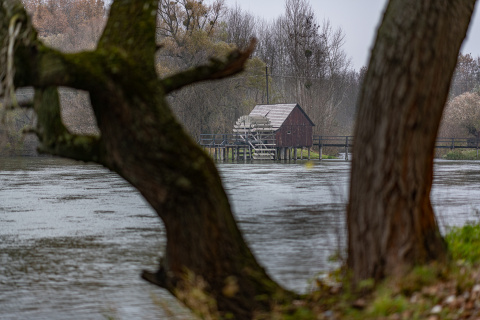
left=199, top=133, right=313, bottom=161
left=199, top=134, right=480, bottom=161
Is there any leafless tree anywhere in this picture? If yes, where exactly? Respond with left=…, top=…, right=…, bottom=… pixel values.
left=224, top=4, right=257, bottom=50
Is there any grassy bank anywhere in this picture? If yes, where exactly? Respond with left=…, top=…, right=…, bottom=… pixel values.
left=268, top=223, right=480, bottom=320
left=444, top=150, right=479, bottom=160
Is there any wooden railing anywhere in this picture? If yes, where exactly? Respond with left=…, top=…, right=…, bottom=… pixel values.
left=199, top=134, right=480, bottom=149
left=198, top=133, right=274, bottom=147
left=313, top=136, right=354, bottom=147
left=198, top=134, right=480, bottom=161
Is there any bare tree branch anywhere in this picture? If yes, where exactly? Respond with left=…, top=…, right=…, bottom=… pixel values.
left=160, top=38, right=256, bottom=93
left=34, top=86, right=101, bottom=162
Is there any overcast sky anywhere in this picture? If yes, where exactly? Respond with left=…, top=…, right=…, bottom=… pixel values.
left=223, top=0, right=480, bottom=71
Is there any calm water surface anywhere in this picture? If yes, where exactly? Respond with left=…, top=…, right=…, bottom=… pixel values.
left=1, top=157, right=479, bottom=319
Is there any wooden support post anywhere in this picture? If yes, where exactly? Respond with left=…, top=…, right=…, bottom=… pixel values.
left=318, top=135, right=323, bottom=161
left=300, top=148, right=303, bottom=160
left=294, top=147, right=297, bottom=160
left=308, top=148, right=311, bottom=160
left=345, top=136, right=349, bottom=161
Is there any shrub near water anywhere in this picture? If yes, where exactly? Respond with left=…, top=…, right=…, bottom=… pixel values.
left=269, top=223, right=480, bottom=320
left=445, top=223, right=480, bottom=263
left=444, top=150, right=478, bottom=160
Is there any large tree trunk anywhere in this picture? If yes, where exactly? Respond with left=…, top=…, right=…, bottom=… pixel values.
left=348, top=0, right=477, bottom=285
left=90, top=85, right=288, bottom=319
left=1, top=1, right=291, bottom=318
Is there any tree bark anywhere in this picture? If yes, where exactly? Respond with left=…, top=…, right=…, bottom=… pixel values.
left=348, top=0, right=477, bottom=285
left=1, top=1, right=291, bottom=318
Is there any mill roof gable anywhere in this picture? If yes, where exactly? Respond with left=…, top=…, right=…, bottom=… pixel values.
left=249, top=104, right=315, bottom=130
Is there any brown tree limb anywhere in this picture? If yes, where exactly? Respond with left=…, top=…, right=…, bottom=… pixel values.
left=34, top=87, right=101, bottom=162
left=2, top=1, right=292, bottom=318
left=0, top=0, right=108, bottom=94
left=160, top=38, right=257, bottom=94
left=0, top=0, right=36, bottom=102
left=97, top=0, right=158, bottom=64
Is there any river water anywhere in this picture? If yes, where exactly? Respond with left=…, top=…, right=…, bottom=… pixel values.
left=1, top=157, right=480, bottom=319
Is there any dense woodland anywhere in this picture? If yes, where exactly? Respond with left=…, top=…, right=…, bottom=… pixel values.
left=2, top=0, right=480, bottom=155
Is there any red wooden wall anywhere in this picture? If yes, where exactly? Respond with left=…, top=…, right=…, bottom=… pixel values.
left=275, top=106, right=314, bottom=147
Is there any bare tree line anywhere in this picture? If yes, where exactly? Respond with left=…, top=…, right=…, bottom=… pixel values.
left=156, top=0, right=480, bottom=142
left=157, top=0, right=362, bottom=138
left=440, top=53, right=480, bottom=140
left=2, top=0, right=479, bottom=156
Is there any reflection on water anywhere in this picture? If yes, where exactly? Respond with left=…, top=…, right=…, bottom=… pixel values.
left=1, top=157, right=480, bottom=319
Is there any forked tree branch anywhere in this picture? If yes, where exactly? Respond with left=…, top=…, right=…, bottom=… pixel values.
left=34, top=87, right=101, bottom=162
left=160, top=38, right=257, bottom=94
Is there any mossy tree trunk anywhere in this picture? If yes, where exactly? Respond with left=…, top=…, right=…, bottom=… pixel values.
left=0, top=1, right=291, bottom=318
left=348, top=0, right=477, bottom=285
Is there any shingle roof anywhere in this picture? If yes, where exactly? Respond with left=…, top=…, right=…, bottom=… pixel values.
left=249, top=104, right=314, bottom=129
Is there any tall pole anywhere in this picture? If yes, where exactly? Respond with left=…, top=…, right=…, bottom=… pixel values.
left=266, top=65, right=269, bottom=105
